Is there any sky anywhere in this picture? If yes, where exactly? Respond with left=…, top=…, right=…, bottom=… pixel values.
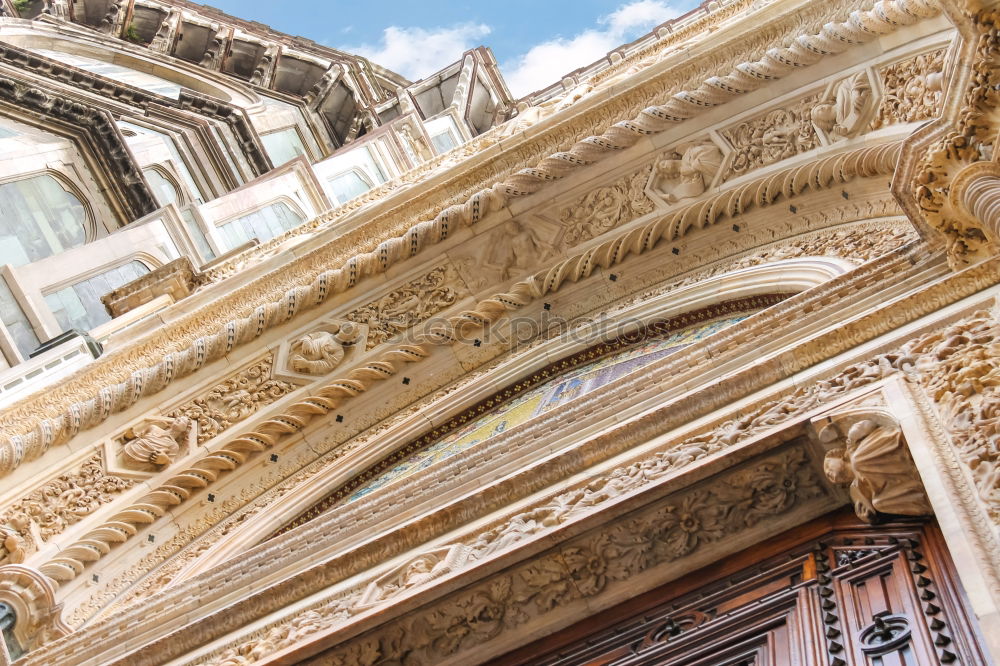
left=202, top=1, right=702, bottom=97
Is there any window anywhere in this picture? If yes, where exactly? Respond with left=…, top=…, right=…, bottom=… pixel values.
left=261, top=127, right=308, bottom=167
left=144, top=168, right=181, bottom=207
left=0, top=276, right=39, bottom=359
left=181, top=209, right=215, bottom=262
left=430, top=129, right=458, bottom=154
left=0, top=174, right=88, bottom=267
left=32, top=49, right=182, bottom=99
left=45, top=261, right=150, bottom=332
left=216, top=202, right=305, bottom=250
left=327, top=170, right=374, bottom=205
left=119, top=122, right=204, bottom=203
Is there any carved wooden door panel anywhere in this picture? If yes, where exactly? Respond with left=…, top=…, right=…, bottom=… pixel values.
left=509, top=518, right=988, bottom=666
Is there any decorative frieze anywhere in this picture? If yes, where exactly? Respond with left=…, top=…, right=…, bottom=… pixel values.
left=193, top=447, right=827, bottom=666
left=346, top=265, right=461, bottom=349
left=558, top=165, right=654, bottom=249
left=871, top=48, right=946, bottom=130
left=167, top=356, right=297, bottom=446
left=721, top=94, right=822, bottom=181
left=0, top=456, right=134, bottom=564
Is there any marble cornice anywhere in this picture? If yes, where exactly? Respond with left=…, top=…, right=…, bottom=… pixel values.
left=29, top=239, right=1000, bottom=665
left=0, top=0, right=940, bottom=468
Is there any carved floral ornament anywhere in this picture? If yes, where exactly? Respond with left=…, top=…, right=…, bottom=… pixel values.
left=908, top=3, right=1000, bottom=268
left=0, top=0, right=942, bottom=479
left=6, top=218, right=924, bottom=598
left=191, top=447, right=828, bottom=666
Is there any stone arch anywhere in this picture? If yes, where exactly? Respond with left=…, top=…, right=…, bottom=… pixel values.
left=145, top=256, right=853, bottom=588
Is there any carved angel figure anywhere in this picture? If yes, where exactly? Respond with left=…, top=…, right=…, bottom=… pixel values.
left=652, top=141, right=723, bottom=203
left=822, top=419, right=932, bottom=523
left=811, top=72, right=873, bottom=140
left=288, top=325, right=357, bottom=375
left=123, top=416, right=196, bottom=466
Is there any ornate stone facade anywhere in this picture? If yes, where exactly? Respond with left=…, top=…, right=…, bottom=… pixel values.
left=6, top=0, right=1000, bottom=665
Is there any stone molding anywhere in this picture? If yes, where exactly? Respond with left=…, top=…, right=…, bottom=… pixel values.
left=0, top=41, right=272, bottom=177
left=109, top=221, right=912, bottom=606
left=0, top=69, right=157, bottom=222
left=0, top=0, right=942, bottom=476
left=173, top=299, right=1000, bottom=666
left=21, top=220, right=921, bottom=613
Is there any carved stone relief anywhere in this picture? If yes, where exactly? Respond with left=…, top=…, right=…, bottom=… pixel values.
left=273, top=321, right=365, bottom=382
left=345, top=265, right=461, bottom=350
left=721, top=93, right=822, bottom=181
left=811, top=71, right=877, bottom=142
left=121, top=416, right=197, bottom=468
left=646, top=140, right=725, bottom=206
left=0, top=456, right=134, bottom=564
left=919, top=308, right=1000, bottom=527
left=557, top=165, right=654, bottom=248
left=192, top=447, right=826, bottom=666
left=816, top=411, right=932, bottom=523
left=166, top=356, right=297, bottom=446
left=455, top=222, right=556, bottom=292
left=871, top=48, right=946, bottom=130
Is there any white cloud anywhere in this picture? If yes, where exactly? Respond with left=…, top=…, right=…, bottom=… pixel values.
left=345, top=23, right=491, bottom=82
left=502, top=1, right=680, bottom=98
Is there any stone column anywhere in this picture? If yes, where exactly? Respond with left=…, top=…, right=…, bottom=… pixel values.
left=950, top=161, right=1000, bottom=251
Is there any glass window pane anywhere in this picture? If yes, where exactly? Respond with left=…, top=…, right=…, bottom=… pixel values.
left=144, top=169, right=179, bottom=207
left=216, top=202, right=305, bottom=251
left=261, top=128, right=307, bottom=167
left=430, top=130, right=458, bottom=154
left=328, top=171, right=372, bottom=204
left=32, top=50, right=182, bottom=99
left=0, top=174, right=88, bottom=266
left=44, top=261, right=151, bottom=332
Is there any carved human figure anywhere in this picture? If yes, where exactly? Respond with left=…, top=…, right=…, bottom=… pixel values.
left=399, top=123, right=433, bottom=161
left=123, top=416, right=195, bottom=466
left=822, top=419, right=932, bottom=523
left=288, top=325, right=357, bottom=375
left=652, top=141, right=723, bottom=203
left=0, top=526, right=25, bottom=564
left=358, top=545, right=469, bottom=608
left=485, top=221, right=548, bottom=281
left=812, top=72, right=873, bottom=140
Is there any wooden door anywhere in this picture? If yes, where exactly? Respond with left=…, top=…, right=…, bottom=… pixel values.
left=496, top=514, right=989, bottom=666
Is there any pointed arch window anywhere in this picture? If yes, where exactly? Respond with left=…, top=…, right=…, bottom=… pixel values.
left=0, top=174, right=90, bottom=267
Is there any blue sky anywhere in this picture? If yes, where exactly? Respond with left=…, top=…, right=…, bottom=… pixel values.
left=204, top=0, right=702, bottom=96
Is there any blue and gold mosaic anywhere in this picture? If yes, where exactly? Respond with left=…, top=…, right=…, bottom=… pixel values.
left=346, top=314, right=748, bottom=503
